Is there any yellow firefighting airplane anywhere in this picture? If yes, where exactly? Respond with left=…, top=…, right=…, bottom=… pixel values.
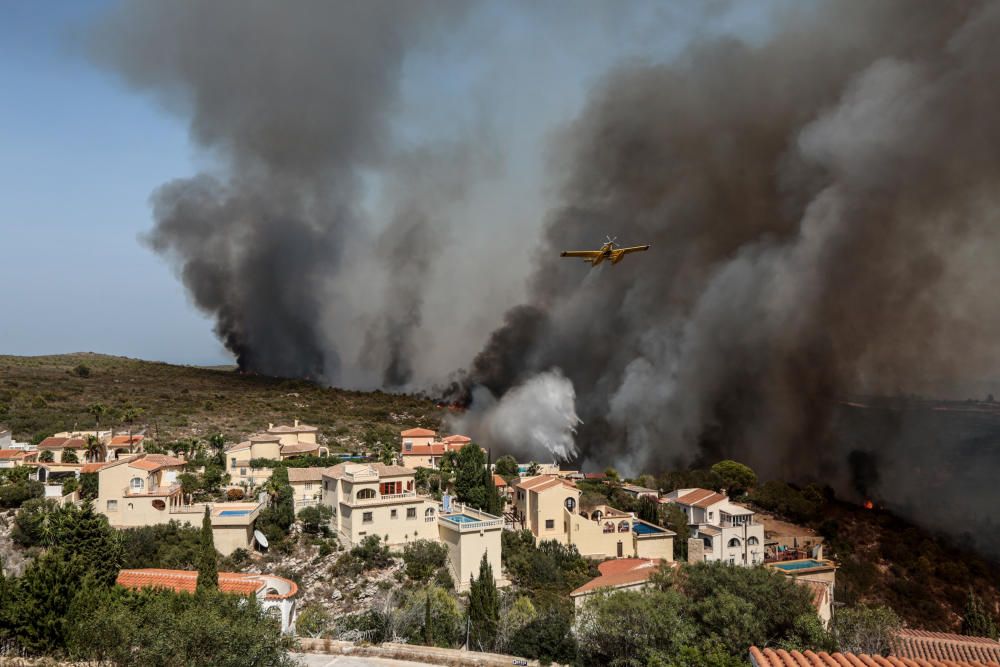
left=560, top=236, right=651, bottom=266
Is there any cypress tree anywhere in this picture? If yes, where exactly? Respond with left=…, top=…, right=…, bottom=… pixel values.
left=196, top=506, right=218, bottom=592
left=423, top=589, right=434, bottom=646
left=963, top=590, right=999, bottom=639
left=468, top=553, right=499, bottom=651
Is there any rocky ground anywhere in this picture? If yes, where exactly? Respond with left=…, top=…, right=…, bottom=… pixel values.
left=0, top=509, right=32, bottom=577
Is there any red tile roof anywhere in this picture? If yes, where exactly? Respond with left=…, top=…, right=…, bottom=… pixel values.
left=38, top=437, right=86, bottom=450
left=129, top=454, right=186, bottom=472
left=400, top=428, right=436, bottom=437
left=80, top=462, right=106, bottom=473
left=287, top=467, right=328, bottom=483
left=674, top=488, right=727, bottom=508
left=110, top=435, right=144, bottom=445
left=891, top=629, right=1000, bottom=664
left=403, top=443, right=447, bottom=456
left=0, top=449, right=34, bottom=460
left=116, top=568, right=297, bottom=600
left=515, top=475, right=577, bottom=493
left=570, top=559, right=669, bottom=597
left=582, top=472, right=607, bottom=479
left=441, top=434, right=471, bottom=444
left=493, top=474, right=508, bottom=488
left=749, top=646, right=1000, bottom=667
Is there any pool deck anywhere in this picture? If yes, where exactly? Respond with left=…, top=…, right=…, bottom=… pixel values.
left=766, top=558, right=837, bottom=575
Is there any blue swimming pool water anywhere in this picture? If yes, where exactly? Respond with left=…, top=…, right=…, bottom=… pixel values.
left=772, top=559, right=825, bottom=571
left=219, top=510, right=252, bottom=517
left=633, top=522, right=665, bottom=535
left=443, top=514, right=479, bottom=523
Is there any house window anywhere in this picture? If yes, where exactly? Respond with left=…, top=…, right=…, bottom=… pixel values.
left=618, top=520, right=630, bottom=533
left=545, top=519, right=555, bottom=530
left=363, top=512, right=373, bottom=523
left=330, top=507, right=337, bottom=517
left=324, top=481, right=329, bottom=491
left=407, top=508, right=417, bottom=519
left=357, top=488, right=376, bottom=500
left=305, top=483, right=312, bottom=490
left=747, top=536, right=759, bottom=546
left=564, top=497, right=576, bottom=511
left=231, top=457, right=236, bottom=468
left=708, top=511, right=713, bottom=521
left=130, top=477, right=144, bottom=491
left=728, top=538, right=741, bottom=548
left=106, top=500, right=118, bottom=511
left=240, top=468, right=247, bottom=476
left=404, top=441, right=413, bottom=451
left=425, top=507, right=434, bottom=517
left=391, top=509, right=398, bottom=519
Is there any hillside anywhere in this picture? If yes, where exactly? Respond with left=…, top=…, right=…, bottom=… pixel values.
left=0, top=353, right=443, bottom=448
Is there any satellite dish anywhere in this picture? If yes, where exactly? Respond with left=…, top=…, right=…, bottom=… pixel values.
left=254, top=530, right=269, bottom=549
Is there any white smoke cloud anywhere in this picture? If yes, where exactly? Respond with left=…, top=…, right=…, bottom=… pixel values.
left=449, top=368, right=581, bottom=462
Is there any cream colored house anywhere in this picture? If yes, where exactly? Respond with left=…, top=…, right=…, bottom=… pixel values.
left=662, top=488, right=766, bottom=566
left=287, top=467, right=325, bottom=511
left=0, top=449, right=37, bottom=468
left=226, top=420, right=328, bottom=486
left=399, top=430, right=471, bottom=470
left=319, top=462, right=504, bottom=591
left=570, top=558, right=675, bottom=609
left=95, top=453, right=263, bottom=555
left=512, top=475, right=675, bottom=561
left=37, top=437, right=88, bottom=463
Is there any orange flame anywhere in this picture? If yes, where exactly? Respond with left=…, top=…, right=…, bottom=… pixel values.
left=863, top=500, right=874, bottom=510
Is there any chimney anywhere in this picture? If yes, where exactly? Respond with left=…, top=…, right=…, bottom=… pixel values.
left=268, top=422, right=273, bottom=430
left=294, top=419, right=299, bottom=427
left=719, top=488, right=727, bottom=497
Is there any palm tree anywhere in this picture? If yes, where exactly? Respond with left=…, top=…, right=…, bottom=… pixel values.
left=88, top=403, right=107, bottom=435
left=39, top=450, right=54, bottom=463
left=84, top=435, right=102, bottom=463
left=122, top=407, right=144, bottom=452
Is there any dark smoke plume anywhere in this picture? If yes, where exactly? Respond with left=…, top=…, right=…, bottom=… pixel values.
left=90, top=1, right=465, bottom=380
left=463, top=0, right=1000, bottom=495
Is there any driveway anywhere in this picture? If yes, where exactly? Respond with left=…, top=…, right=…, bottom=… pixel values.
left=291, top=654, right=435, bottom=667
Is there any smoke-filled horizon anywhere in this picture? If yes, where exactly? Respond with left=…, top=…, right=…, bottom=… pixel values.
left=91, top=1, right=1000, bottom=553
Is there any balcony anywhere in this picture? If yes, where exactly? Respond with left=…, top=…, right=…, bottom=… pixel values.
left=350, top=491, right=418, bottom=506
left=438, top=502, right=504, bottom=533
left=124, top=482, right=181, bottom=498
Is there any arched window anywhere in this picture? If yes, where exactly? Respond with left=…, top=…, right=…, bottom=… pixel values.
left=356, top=488, right=376, bottom=500
left=130, top=477, right=144, bottom=491
left=592, top=510, right=603, bottom=522
left=618, top=520, right=630, bottom=533
left=603, top=522, right=615, bottom=534
left=747, top=536, right=759, bottom=546
left=152, top=499, right=166, bottom=511
left=564, top=497, right=576, bottom=512
left=425, top=507, right=435, bottom=517
left=727, top=537, right=741, bottom=548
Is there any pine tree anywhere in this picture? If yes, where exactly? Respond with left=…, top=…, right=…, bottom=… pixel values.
left=423, top=589, right=434, bottom=646
left=468, top=553, right=499, bottom=651
left=196, top=506, right=218, bottom=592
left=962, top=590, right=999, bottom=639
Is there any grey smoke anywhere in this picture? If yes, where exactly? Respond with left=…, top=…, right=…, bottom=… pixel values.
left=461, top=0, right=1000, bottom=548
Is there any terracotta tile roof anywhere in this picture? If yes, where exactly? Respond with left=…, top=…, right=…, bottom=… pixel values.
left=493, top=474, right=508, bottom=487
left=279, top=442, right=319, bottom=455
left=403, top=443, right=446, bottom=456
left=749, top=646, right=1000, bottom=666
left=891, top=629, right=1000, bottom=663
left=372, top=463, right=413, bottom=478
left=110, top=435, right=144, bottom=445
left=287, top=467, right=328, bottom=483
left=621, top=483, right=658, bottom=495
left=225, top=440, right=252, bottom=452
left=0, top=449, right=34, bottom=459
left=400, top=428, right=436, bottom=437
left=441, top=434, right=471, bottom=444
left=570, top=559, right=668, bottom=597
left=129, top=455, right=186, bottom=472
left=38, top=437, right=86, bottom=449
left=515, top=474, right=577, bottom=492
left=117, top=569, right=260, bottom=596
left=80, top=462, right=106, bottom=473
left=249, top=433, right=281, bottom=443
left=674, top=488, right=727, bottom=508
left=582, top=472, right=607, bottom=479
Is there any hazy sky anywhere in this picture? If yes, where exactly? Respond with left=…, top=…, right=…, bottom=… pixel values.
left=0, top=1, right=785, bottom=367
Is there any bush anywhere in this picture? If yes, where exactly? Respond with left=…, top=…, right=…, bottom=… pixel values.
left=0, top=479, right=44, bottom=509
left=119, top=521, right=203, bottom=569
left=298, top=505, right=333, bottom=535
left=403, top=540, right=449, bottom=582
left=350, top=535, right=392, bottom=571
left=226, top=487, right=245, bottom=501
left=296, top=603, right=332, bottom=638
left=73, top=364, right=91, bottom=378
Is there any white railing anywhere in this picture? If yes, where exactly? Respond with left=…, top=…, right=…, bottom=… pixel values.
left=351, top=491, right=417, bottom=505
left=344, top=469, right=379, bottom=482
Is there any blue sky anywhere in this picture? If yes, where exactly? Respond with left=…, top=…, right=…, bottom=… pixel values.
left=0, top=1, right=786, bottom=367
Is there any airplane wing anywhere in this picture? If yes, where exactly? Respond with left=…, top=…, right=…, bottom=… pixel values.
left=620, top=245, right=650, bottom=254
left=560, top=250, right=603, bottom=258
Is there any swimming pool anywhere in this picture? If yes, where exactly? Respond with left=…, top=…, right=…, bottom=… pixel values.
left=218, top=510, right=252, bottom=517
left=443, top=514, right=480, bottom=524
left=772, top=559, right=825, bottom=571
left=632, top=522, right=666, bottom=535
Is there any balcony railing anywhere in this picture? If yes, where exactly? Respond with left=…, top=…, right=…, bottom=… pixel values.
left=351, top=491, right=417, bottom=505
left=344, top=469, right=379, bottom=482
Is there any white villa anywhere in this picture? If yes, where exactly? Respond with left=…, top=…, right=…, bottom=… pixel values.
left=661, top=488, right=766, bottom=566
left=226, top=420, right=328, bottom=487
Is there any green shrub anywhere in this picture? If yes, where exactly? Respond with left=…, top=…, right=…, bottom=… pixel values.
left=402, top=540, right=449, bottom=582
